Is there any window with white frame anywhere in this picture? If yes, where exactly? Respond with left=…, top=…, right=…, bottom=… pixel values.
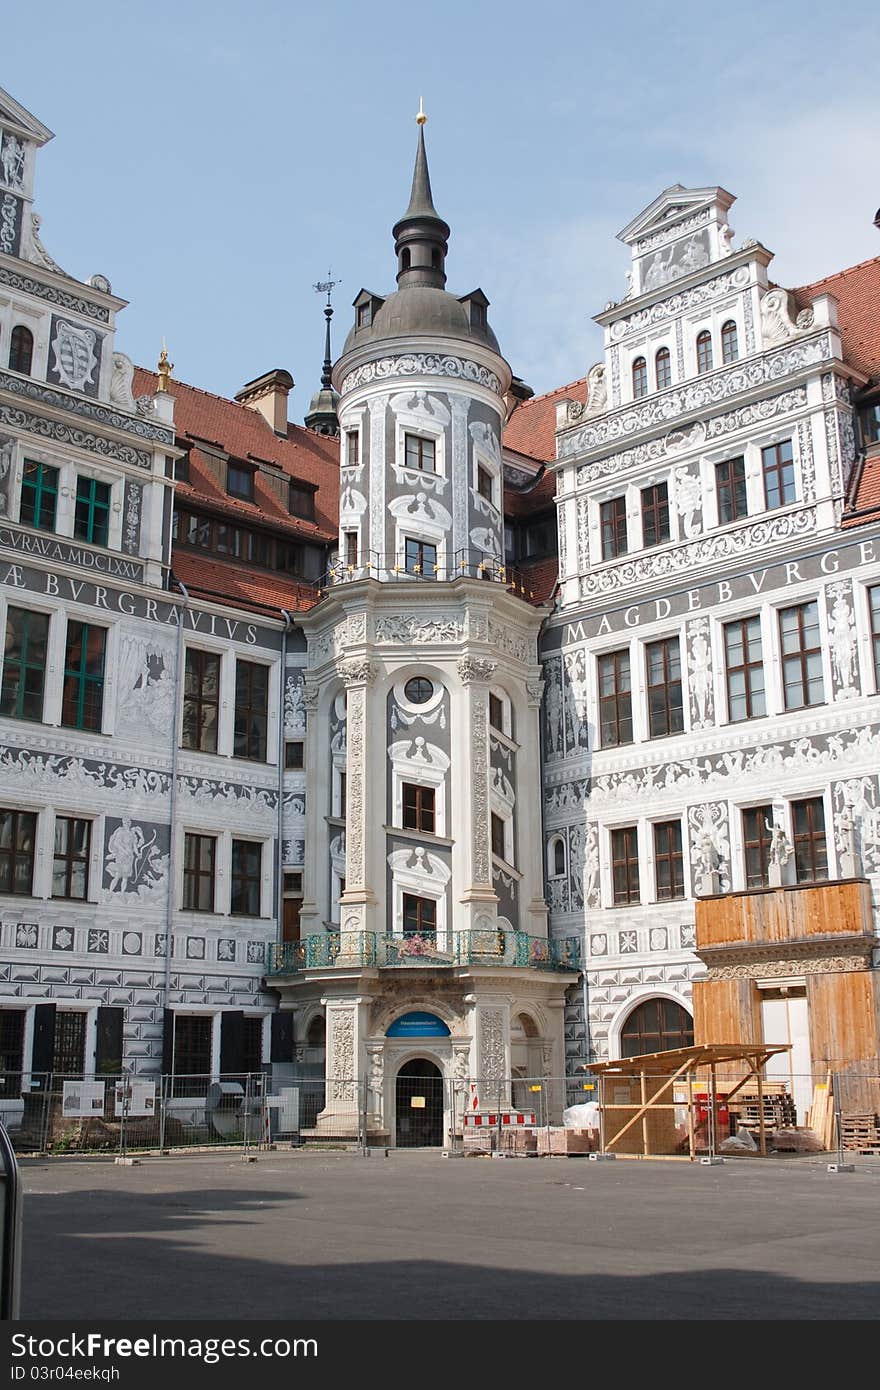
left=547, top=834, right=567, bottom=879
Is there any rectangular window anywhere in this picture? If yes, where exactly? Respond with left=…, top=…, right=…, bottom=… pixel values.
left=288, top=483, right=315, bottom=520
left=241, top=1016, right=263, bottom=1074
left=234, top=660, right=269, bottom=761
left=724, top=616, right=766, bottom=721
left=1, top=607, right=49, bottom=722
left=654, top=820, right=684, bottom=901
left=600, top=497, right=628, bottom=561
left=715, top=456, right=747, bottom=525
left=404, top=537, right=437, bottom=576
left=19, top=460, right=58, bottom=531
left=172, top=1015, right=212, bottom=1087
left=285, top=740, right=304, bottom=770
left=227, top=463, right=254, bottom=501
left=0, top=809, right=37, bottom=896
left=52, top=817, right=91, bottom=901
left=61, top=622, right=106, bottom=732
left=231, top=840, right=262, bottom=916
left=870, top=585, right=880, bottom=691
left=611, top=826, right=640, bottom=905
left=491, top=812, right=507, bottom=861
left=182, top=649, right=221, bottom=753
left=641, top=482, right=670, bottom=548
left=477, top=465, right=494, bottom=503
left=404, top=434, right=436, bottom=473
left=248, top=531, right=270, bottom=568
left=762, top=439, right=796, bottom=510
left=338, top=770, right=347, bottom=819
left=792, top=797, right=828, bottom=884
left=74, top=477, right=111, bottom=547
left=859, top=402, right=880, bottom=446
left=489, top=692, right=504, bottom=731
left=402, top=783, right=436, bottom=833
left=598, top=649, right=633, bottom=748
left=402, top=892, right=436, bottom=939
left=346, top=432, right=359, bottom=467
left=742, top=805, right=773, bottom=889
left=357, top=302, right=371, bottom=329
left=344, top=531, right=358, bottom=567
left=0, top=1011, right=25, bottom=1088
left=646, top=637, right=684, bottom=738
left=183, top=833, right=216, bottom=912
left=53, top=1012, right=86, bottom=1077
left=779, top=601, right=824, bottom=710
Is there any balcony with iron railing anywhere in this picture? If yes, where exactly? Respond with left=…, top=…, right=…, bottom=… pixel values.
left=266, top=929, right=581, bottom=976
left=316, top=548, right=541, bottom=601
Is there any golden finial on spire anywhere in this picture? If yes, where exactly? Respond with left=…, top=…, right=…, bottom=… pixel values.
left=416, top=96, right=427, bottom=126
left=157, top=338, right=173, bottom=393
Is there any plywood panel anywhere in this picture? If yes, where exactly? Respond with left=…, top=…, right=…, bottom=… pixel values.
left=806, top=971, right=880, bottom=1079
left=696, top=881, right=873, bottom=950
left=693, top=978, right=761, bottom=1048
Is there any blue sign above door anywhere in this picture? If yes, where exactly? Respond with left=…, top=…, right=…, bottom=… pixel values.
left=386, top=1012, right=451, bottom=1038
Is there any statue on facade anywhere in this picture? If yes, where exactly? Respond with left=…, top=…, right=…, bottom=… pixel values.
left=766, top=818, right=794, bottom=887
left=695, top=830, right=721, bottom=896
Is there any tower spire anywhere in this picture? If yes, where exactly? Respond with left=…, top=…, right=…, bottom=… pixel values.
left=392, top=102, right=450, bottom=289
left=305, top=273, right=340, bottom=437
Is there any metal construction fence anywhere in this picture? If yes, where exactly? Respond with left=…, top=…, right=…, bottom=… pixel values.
left=1, top=1068, right=877, bottom=1161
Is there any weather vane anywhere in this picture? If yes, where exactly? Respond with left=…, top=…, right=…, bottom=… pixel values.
left=314, top=271, right=340, bottom=308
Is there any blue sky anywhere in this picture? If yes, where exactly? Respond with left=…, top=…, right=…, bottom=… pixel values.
left=5, top=0, right=880, bottom=408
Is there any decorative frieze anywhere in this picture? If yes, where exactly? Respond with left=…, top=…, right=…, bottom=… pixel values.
left=341, top=353, right=501, bottom=397
left=375, top=614, right=463, bottom=644
left=0, top=261, right=111, bottom=322
left=0, top=368, right=173, bottom=444
left=608, top=262, right=745, bottom=341
left=0, top=403, right=152, bottom=470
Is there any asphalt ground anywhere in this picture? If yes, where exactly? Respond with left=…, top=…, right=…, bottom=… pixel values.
left=17, top=1149, right=880, bottom=1320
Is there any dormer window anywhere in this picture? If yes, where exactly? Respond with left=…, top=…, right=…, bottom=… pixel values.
left=289, top=482, right=315, bottom=520
left=721, top=319, right=739, bottom=364
left=357, top=302, right=372, bottom=329
left=9, top=325, right=33, bottom=376
left=655, top=346, right=671, bottom=390
left=471, top=299, right=486, bottom=329
left=405, top=434, right=435, bottom=473
left=696, top=330, right=713, bottom=374
left=227, top=462, right=255, bottom=501
left=632, top=357, right=648, bottom=398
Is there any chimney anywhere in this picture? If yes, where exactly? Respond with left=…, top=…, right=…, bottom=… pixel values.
left=235, top=369, right=294, bottom=436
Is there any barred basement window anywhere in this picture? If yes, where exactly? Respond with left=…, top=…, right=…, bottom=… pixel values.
left=53, top=1012, right=86, bottom=1077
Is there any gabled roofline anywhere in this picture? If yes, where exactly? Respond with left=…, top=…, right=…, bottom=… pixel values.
left=617, top=184, right=735, bottom=244
left=0, top=86, right=54, bottom=145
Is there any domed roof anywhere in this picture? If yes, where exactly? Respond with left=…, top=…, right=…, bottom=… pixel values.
left=342, top=285, right=500, bottom=356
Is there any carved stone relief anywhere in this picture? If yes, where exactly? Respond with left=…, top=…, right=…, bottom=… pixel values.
left=115, top=635, right=176, bottom=738
left=825, top=579, right=858, bottom=699
left=329, top=1009, right=356, bottom=1100
left=479, top=1007, right=505, bottom=1080
left=109, top=353, right=137, bottom=413
left=687, top=802, right=730, bottom=892
left=686, top=617, right=714, bottom=730
left=760, top=288, right=814, bottom=347
left=342, top=354, right=501, bottom=397
left=102, top=818, right=169, bottom=903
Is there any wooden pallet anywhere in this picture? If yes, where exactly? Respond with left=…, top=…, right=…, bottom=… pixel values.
left=840, top=1113, right=880, bottom=1153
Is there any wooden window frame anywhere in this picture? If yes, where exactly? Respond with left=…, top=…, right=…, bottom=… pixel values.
left=779, top=601, right=824, bottom=710
left=231, top=839, right=262, bottom=916
left=491, top=811, right=507, bottom=862
left=632, top=356, right=648, bottom=398
left=742, top=805, right=773, bottom=889
left=61, top=621, right=106, bottom=732
left=600, top=496, right=628, bottom=561
left=402, top=783, right=436, bottom=833
left=724, top=615, right=765, bottom=721
left=792, top=796, right=828, bottom=884
left=172, top=1015, right=212, bottom=1085
left=696, top=330, right=713, bottom=374
left=646, top=636, right=684, bottom=738
left=1, top=607, right=49, bottom=722
left=182, top=648, right=221, bottom=754
left=655, top=347, right=671, bottom=390
left=402, top=892, right=436, bottom=937
left=226, top=462, right=255, bottom=502
left=762, top=439, right=795, bottom=510
left=183, top=832, right=216, bottom=913
left=870, top=585, right=880, bottom=691
left=52, top=816, right=91, bottom=901
left=346, top=432, right=359, bottom=467
left=721, top=319, right=739, bottom=364
left=404, top=537, right=437, bottom=576
left=233, top=659, right=269, bottom=762
left=477, top=464, right=494, bottom=503
left=285, top=740, right=304, bottom=770
left=715, top=456, right=747, bottom=525
left=598, top=648, right=633, bottom=748
left=611, top=826, right=640, bottom=905
left=344, top=531, right=358, bottom=567
left=288, top=483, right=315, bottom=520
left=641, top=482, right=670, bottom=548
left=53, top=1011, right=86, bottom=1076
left=653, top=819, right=685, bottom=901
left=404, top=434, right=436, bottom=473
left=0, top=808, right=37, bottom=897
left=9, top=325, right=33, bottom=375
left=489, top=692, right=505, bottom=732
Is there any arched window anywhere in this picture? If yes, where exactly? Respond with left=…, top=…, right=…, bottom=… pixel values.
left=306, top=1015, right=326, bottom=1047
left=655, top=346, right=671, bottom=390
left=401, top=247, right=411, bottom=272
left=696, top=330, right=713, bottom=374
left=620, top=998, right=693, bottom=1058
left=9, top=325, right=33, bottom=376
left=721, top=319, right=739, bottom=364
left=548, top=835, right=567, bottom=878
left=431, top=247, right=441, bottom=269
left=632, top=356, right=648, bottom=398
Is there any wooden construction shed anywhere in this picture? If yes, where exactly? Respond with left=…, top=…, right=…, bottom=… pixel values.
left=588, top=1043, right=791, bottom=1159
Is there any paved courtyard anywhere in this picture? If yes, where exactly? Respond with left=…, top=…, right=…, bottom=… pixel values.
left=19, top=1150, right=880, bottom=1319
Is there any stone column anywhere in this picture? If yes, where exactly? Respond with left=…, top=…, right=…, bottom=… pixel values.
left=338, top=658, right=376, bottom=958
left=296, top=679, right=322, bottom=937
left=314, top=993, right=375, bottom=1138
left=457, top=656, right=498, bottom=934
left=470, top=996, right=511, bottom=1111
left=523, top=678, right=550, bottom=938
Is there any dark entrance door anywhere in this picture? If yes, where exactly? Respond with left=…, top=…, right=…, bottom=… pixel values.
left=395, top=1059, right=443, bottom=1148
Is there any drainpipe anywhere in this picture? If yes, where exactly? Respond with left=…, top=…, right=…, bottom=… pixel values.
left=277, top=609, right=293, bottom=949
left=163, top=579, right=189, bottom=1074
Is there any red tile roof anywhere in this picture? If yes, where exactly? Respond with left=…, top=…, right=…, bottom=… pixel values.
left=133, top=367, right=339, bottom=543
left=792, top=254, right=880, bottom=383
left=516, top=557, right=559, bottom=606
left=171, top=550, right=321, bottom=617
left=503, top=378, right=588, bottom=464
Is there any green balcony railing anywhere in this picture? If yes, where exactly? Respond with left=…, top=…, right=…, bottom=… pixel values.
left=266, top=931, right=580, bottom=976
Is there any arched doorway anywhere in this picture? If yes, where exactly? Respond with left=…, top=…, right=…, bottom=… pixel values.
left=395, top=1058, right=444, bottom=1147
left=620, top=998, right=693, bottom=1057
